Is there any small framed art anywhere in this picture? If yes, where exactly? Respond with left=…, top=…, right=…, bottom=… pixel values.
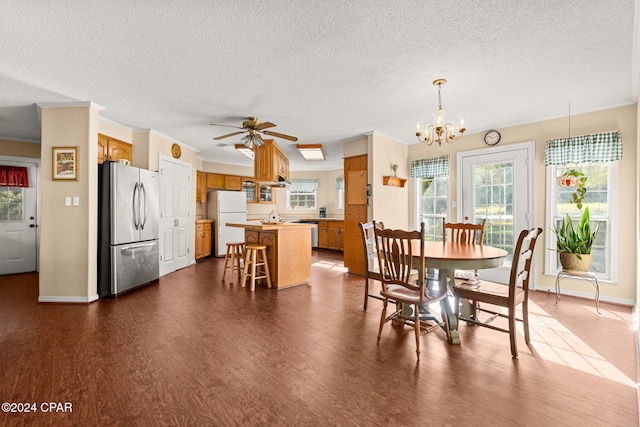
left=52, top=146, right=79, bottom=181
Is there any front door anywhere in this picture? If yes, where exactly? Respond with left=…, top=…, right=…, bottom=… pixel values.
left=458, top=142, right=534, bottom=284
left=0, top=158, right=39, bottom=275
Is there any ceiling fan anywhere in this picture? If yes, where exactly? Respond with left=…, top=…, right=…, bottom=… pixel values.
left=210, top=117, right=298, bottom=148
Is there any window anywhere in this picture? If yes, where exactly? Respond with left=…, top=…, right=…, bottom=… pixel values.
left=286, top=179, right=318, bottom=210
left=336, top=176, right=344, bottom=210
left=418, top=176, right=449, bottom=241
left=411, top=155, right=451, bottom=241
left=545, top=162, right=618, bottom=282
left=0, top=187, right=24, bottom=221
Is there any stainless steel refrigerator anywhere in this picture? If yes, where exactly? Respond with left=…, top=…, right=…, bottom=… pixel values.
left=207, top=190, right=247, bottom=256
left=98, top=161, right=160, bottom=298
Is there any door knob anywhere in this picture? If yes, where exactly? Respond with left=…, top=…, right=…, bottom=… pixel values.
left=464, top=216, right=469, bottom=221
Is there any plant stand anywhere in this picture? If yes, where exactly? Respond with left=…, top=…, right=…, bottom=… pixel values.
left=555, top=269, right=601, bottom=314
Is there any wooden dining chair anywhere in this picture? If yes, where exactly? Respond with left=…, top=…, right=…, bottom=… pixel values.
left=453, top=227, right=542, bottom=358
left=373, top=221, right=448, bottom=361
left=444, top=218, right=486, bottom=281
left=443, top=218, right=486, bottom=244
left=359, top=221, right=385, bottom=311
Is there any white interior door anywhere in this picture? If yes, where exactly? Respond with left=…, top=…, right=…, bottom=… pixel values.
left=159, top=156, right=191, bottom=277
left=458, top=142, right=534, bottom=284
left=0, top=158, right=39, bottom=275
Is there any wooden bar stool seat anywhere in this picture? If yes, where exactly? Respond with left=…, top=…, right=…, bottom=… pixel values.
left=241, top=245, right=272, bottom=291
left=222, top=242, right=245, bottom=283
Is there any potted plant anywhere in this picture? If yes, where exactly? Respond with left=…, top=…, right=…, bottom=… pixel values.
left=557, top=168, right=587, bottom=209
left=551, top=207, right=599, bottom=272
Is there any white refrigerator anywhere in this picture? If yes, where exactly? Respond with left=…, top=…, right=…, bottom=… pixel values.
left=207, top=190, right=247, bottom=257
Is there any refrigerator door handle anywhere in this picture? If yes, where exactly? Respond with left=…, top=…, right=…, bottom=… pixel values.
left=140, top=182, right=148, bottom=230
left=132, top=182, right=140, bottom=230
left=120, top=242, right=157, bottom=252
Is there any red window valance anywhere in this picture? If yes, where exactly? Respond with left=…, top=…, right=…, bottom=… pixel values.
left=0, top=166, right=29, bottom=187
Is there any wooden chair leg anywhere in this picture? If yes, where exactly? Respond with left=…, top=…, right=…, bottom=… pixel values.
left=363, top=277, right=369, bottom=311
left=241, top=249, right=251, bottom=288
left=509, top=307, right=518, bottom=358
left=414, top=303, right=421, bottom=361
left=260, top=248, right=272, bottom=289
left=522, top=299, right=529, bottom=341
left=378, top=298, right=387, bottom=343
left=250, top=249, right=258, bottom=292
left=222, top=245, right=231, bottom=281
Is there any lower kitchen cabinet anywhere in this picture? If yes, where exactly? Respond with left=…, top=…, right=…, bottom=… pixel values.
left=195, top=220, right=213, bottom=259
left=318, top=220, right=344, bottom=251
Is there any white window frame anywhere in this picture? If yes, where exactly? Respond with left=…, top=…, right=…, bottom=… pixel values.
left=544, top=162, right=618, bottom=283
left=413, top=175, right=450, bottom=241
left=286, top=179, right=318, bottom=210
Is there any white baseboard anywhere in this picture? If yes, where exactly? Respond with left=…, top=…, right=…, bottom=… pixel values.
left=38, top=294, right=99, bottom=303
left=534, top=285, right=634, bottom=306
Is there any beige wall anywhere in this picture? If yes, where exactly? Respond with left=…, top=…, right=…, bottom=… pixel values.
left=0, top=139, right=41, bottom=158
left=368, top=132, right=410, bottom=230
left=39, top=103, right=100, bottom=301
left=408, top=104, right=637, bottom=303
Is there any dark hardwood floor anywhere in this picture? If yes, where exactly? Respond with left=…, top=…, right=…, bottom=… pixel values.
left=0, top=250, right=637, bottom=426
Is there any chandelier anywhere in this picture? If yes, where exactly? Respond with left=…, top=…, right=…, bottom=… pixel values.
left=415, top=78, right=466, bottom=146
left=241, top=130, right=264, bottom=149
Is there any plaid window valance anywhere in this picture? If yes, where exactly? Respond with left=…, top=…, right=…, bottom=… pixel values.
left=410, top=155, right=450, bottom=178
left=288, top=178, right=318, bottom=193
left=336, top=176, right=344, bottom=190
left=543, top=130, right=622, bottom=166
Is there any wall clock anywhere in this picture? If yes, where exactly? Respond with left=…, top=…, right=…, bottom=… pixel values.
left=171, top=143, right=182, bottom=159
left=484, top=130, right=501, bottom=146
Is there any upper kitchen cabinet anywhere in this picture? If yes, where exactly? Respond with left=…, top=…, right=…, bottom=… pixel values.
left=98, top=134, right=132, bottom=164
left=207, top=173, right=243, bottom=191
left=243, top=179, right=275, bottom=204
left=196, top=170, right=207, bottom=202
left=254, top=139, right=289, bottom=183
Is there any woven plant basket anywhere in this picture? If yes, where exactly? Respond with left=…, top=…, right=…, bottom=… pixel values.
left=559, top=253, right=592, bottom=272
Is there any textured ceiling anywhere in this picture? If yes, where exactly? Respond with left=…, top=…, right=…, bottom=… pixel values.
left=1, top=0, right=638, bottom=170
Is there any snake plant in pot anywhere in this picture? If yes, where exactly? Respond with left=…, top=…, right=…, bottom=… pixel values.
left=551, top=207, right=599, bottom=272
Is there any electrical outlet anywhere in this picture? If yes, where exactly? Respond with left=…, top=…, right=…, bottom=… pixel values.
left=65, top=197, right=71, bottom=206
left=73, top=196, right=80, bottom=206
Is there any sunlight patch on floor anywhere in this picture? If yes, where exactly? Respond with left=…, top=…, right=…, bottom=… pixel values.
left=523, top=301, right=637, bottom=388
left=312, top=260, right=348, bottom=272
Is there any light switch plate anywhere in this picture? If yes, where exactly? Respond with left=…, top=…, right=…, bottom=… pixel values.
left=73, top=196, right=80, bottom=206
left=65, top=197, right=71, bottom=206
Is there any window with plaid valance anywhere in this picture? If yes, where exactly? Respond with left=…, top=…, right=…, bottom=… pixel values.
left=543, top=130, right=622, bottom=166
left=410, top=155, right=450, bottom=178
left=0, top=166, right=29, bottom=187
left=288, top=178, right=318, bottom=193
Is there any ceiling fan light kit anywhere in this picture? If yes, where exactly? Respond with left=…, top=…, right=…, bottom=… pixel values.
left=211, top=116, right=298, bottom=150
left=415, top=78, right=466, bottom=146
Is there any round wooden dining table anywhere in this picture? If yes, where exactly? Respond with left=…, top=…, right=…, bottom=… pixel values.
left=412, top=242, right=509, bottom=344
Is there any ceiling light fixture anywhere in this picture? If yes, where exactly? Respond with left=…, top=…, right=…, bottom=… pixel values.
left=297, top=144, right=325, bottom=161
left=415, top=78, right=466, bottom=146
left=235, top=144, right=255, bottom=160
left=240, top=130, right=264, bottom=149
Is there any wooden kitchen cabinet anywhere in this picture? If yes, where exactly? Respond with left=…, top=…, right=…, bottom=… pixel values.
left=195, top=220, right=213, bottom=259
left=207, top=173, right=243, bottom=190
left=98, top=133, right=132, bottom=164
left=196, top=170, right=207, bottom=202
left=254, top=139, right=289, bottom=182
left=318, top=220, right=344, bottom=251
left=243, top=179, right=275, bottom=204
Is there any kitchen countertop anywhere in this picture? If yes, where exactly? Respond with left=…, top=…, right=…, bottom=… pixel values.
left=226, top=222, right=317, bottom=231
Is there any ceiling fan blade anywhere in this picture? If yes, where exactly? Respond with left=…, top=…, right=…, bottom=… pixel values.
left=209, top=123, right=244, bottom=129
left=262, top=130, right=298, bottom=142
left=213, top=131, right=246, bottom=140
left=256, top=121, right=276, bottom=130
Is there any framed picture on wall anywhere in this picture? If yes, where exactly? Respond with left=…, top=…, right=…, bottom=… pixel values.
left=52, top=146, right=79, bottom=181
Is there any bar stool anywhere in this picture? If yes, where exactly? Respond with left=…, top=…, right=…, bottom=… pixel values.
left=241, top=245, right=272, bottom=291
left=222, top=242, right=245, bottom=282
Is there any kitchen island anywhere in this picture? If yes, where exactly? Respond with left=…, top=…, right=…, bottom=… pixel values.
left=226, top=222, right=315, bottom=289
